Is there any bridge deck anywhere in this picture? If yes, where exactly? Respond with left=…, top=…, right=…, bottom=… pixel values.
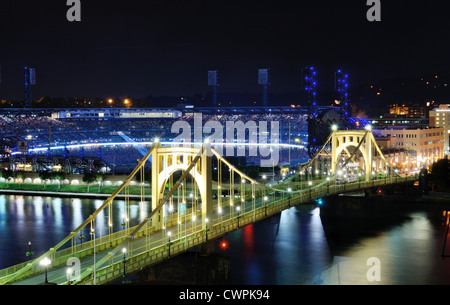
left=0, top=175, right=417, bottom=285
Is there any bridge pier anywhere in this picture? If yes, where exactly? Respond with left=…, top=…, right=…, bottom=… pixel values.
left=320, top=181, right=420, bottom=218
left=200, top=239, right=215, bottom=256
left=134, top=250, right=230, bottom=285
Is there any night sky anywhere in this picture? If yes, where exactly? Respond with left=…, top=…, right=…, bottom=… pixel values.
left=1, top=0, right=450, bottom=101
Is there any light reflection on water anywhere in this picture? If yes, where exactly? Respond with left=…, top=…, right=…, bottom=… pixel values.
left=0, top=195, right=150, bottom=269
left=226, top=206, right=331, bottom=285
left=226, top=205, right=450, bottom=285
left=1, top=194, right=450, bottom=285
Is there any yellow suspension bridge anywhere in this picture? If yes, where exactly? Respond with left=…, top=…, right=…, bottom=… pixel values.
left=0, top=130, right=418, bottom=285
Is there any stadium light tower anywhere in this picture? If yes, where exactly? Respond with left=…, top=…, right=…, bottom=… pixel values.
left=258, top=68, right=270, bottom=107
left=335, top=69, right=349, bottom=117
left=208, top=70, right=219, bottom=107
left=303, top=66, right=318, bottom=157
left=303, top=66, right=317, bottom=117
left=24, top=67, right=36, bottom=108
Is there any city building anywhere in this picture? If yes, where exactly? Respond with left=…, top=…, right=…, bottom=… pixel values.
left=429, top=104, right=450, bottom=155
left=373, top=126, right=444, bottom=171
left=388, top=103, right=427, bottom=118
left=50, top=108, right=182, bottom=119
left=369, top=116, right=429, bottom=129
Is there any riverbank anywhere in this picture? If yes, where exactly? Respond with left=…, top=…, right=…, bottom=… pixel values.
left=0, top=182, right=148, bottom=200
left=0, top=188, right=145, bottom=200
left=320, top=190, right=450, bottom=219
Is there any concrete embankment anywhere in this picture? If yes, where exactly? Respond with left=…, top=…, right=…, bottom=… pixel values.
left=0, top=189, right=146, bottom=200
left=320, top=191, right=450, bottom=218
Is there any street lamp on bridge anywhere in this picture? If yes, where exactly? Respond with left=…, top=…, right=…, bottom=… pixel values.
left=90, top=230, right=96, bottom=285
left=39, top=257, right=51, bottom=285
left=26, top=241, right=33, bottom=260
left=122, top=247, right=127, bottom=276
left=167, top=231, right=172, bottom=257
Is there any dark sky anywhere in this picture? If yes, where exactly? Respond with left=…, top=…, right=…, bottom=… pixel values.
left=1, top=0, right=450, bottom=100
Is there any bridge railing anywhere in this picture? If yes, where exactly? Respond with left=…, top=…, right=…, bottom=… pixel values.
left=0, top=225, right=134, bottom=283
left=0, top=199, right=211, bottom=284
left=74, top=189, right=313, bottom=284
left=73, top=174, right=418, bottom=285
left=1, top=174, right=417, bottom=285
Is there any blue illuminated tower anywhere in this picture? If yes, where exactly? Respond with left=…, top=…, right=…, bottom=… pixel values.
left=303, top=66, right=318, bottom=117
left=303, top=66, right=318, bottom=157
left=335, top=69, right=349, bottom=117
left=24, top=67, right=36, bottom=108
left=208, top=70, right=219, bottom=107
left=258, top=68, right=269, bottom=107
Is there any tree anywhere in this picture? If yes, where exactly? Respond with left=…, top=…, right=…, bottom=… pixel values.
left=82, top=172, right=97, bottom=192
left=53, top=172, right=66, bottom=191
left=15, top=172, right=25, bottom=187
left=53, top=172, right=66, bottom=181
left=96, top=173, right=107, bottom=193
left=39, top=171, right=53, bottom=190
left=1, top=169, right=15, bottom=186
left=430, top=157, right=450, bottom=191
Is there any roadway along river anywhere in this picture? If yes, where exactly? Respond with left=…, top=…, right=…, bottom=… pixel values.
left=1, top=193, right=450, bottom=284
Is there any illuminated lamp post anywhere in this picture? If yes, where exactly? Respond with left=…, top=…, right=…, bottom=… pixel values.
left=26, top=241, right=33, bottom=260
left=90, top=229, right=96, bottom=285
left=39, top=257, right=51, bottom=284
left=122, top=248, right=127, bottom=276
left=264, top=195, right=268, bottom=216
left=236, top=206, right=241, bottom=228
left=167, top=231, right=172, bottom=257
left=204, top=218, right=209, bottom=241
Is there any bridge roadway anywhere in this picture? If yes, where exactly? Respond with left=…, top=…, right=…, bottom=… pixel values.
left=2, top=175, right=416, bottom=285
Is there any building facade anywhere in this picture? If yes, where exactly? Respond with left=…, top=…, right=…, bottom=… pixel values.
left=373, top=126, right=444, bottom=171
left=429, top=104, right=450, bottom=155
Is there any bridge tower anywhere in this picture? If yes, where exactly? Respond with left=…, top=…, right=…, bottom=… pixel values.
left=151, top=144, right=213, bottom=231
left=330, top=130, right=375, bottom=182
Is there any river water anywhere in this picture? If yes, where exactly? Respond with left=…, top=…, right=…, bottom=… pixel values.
left=0, top=195, right=151, bottom=270
left=224, top=195, right=450, bottom=285
left=1, top=194, right=450, bottom=285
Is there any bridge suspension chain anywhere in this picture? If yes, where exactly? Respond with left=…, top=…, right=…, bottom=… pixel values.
left=0, top=130, right=416, bottom=285
left=277, top=130, right=404, bottom=194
